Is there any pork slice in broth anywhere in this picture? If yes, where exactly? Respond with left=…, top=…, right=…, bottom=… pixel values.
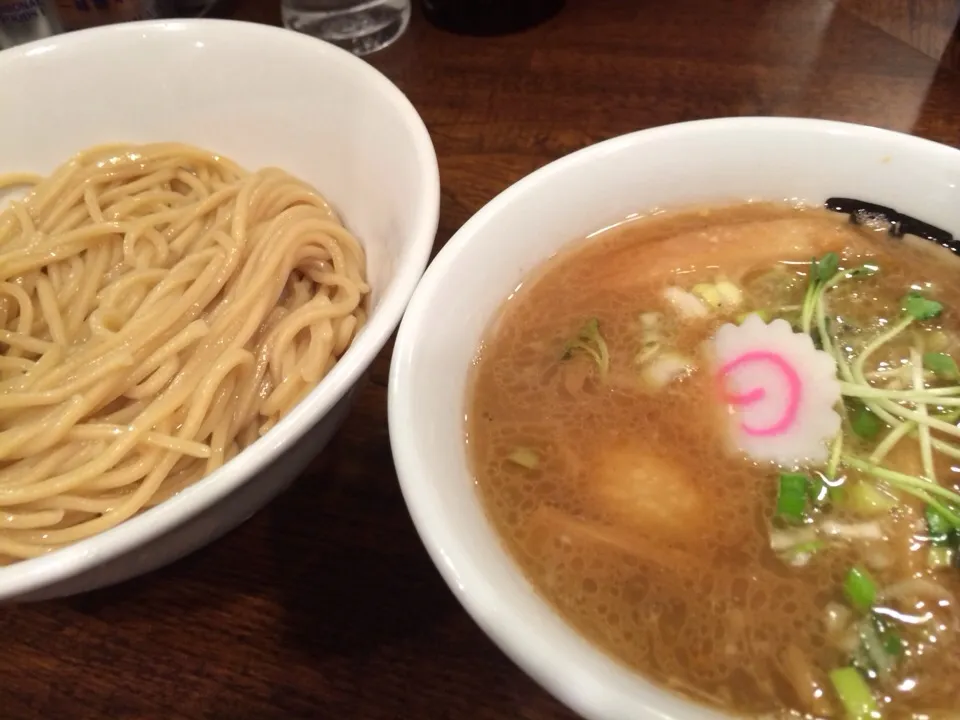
left=600, top=216, right=860, bottom=293
left=524, top=505, right=709, bottom=574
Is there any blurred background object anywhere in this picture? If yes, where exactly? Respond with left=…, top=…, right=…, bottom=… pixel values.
left=421, top=0, right=564, bottom=36
left=42, top=0, right=172, bottom=32
left=281, top=0, right=410, bottom=55
left=174, top=0, right=215, bottom=15
left=0, top=0, right=53, bottom=48
left=1, top=0, right=229, bottom=44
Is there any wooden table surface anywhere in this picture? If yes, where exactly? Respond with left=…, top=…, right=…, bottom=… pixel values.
left=3, top=1, right=960, bottom=718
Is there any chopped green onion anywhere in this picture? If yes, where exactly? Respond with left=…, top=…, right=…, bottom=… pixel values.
left=870, top=614, right=904, bottom=658
left=829, top=667, right=880, bottom=720
left=714, top=280, right=743, bottom=308
left=561, top=318, right=610, bottom=378
left=857, top=617, right=896, bottom=680
left=641, top=352, right=694, bottom=389
left=817, top=252, right=840, bottom=283
left=923, top=352, right=960, bottom=381
left=639, top=312, right=661, bottom=329
left=769, top=527, right=817, bottom=552
left=633, top=340, right=661, bottom=366
left=736, top=309, right=771, bottom=324
left=791, top=540, right=825, bottom=554
left=850, top=646, right=874, bottom=679
left=776, top=473, right=809, bottom=524
left=844, top=566, right=878, bottom=612
left=691, top=283, right=722, bottom=309
left=847, top=481, right=897, bottom=518
left=635, top=313, right=662, bottom=366
left=881, top=630, right=904, bottom=658
left=840, top=455, right=960, bottom=526
left=925, top=505, right=954, bottom=545
left=780, top=540, right=825, bottom=566
left=829, top=482, right=848, bottom=506
left=784, top=540, right=827, bottom=558
left=928, top=546, right=954, bottom=570
left=507, top=448, right=539, bottom=470
left=902, top=291, right=943, bottom=321
left=847, top=399, right=883, bottom=440
left=921, top=496, right=960, bottom=532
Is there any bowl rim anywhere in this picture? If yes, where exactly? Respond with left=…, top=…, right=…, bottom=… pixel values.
left=388, top=116, right=960, bottom=719
left=0, top=18, right=440, bottom=598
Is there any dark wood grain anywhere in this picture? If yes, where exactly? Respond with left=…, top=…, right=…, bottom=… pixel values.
left=3, top=1, right=960, bottom=718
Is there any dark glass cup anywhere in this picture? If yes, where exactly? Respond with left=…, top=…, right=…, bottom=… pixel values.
left=421, top=0, right=564, bottom=36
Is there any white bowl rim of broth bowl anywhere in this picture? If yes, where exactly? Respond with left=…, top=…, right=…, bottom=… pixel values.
left=0, top=19, right=439, bottom=600
left=388, top=117, right=960, bottom=720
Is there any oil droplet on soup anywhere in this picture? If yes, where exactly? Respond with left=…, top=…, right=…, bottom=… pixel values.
left=466, top=202, right=960, bottom=719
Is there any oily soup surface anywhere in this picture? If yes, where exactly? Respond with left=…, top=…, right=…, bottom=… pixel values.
left=466, top=203, right=960, bottom=718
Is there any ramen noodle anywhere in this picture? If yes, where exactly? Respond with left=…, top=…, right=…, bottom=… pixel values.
left=0, top=142, right=368, bottom=563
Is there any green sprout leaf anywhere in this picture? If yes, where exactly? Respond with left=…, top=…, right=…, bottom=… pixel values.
left=903, top=291, right=943, bottom=321
left=817, top=252, right=840, bottom=283
left=923, top=352, right=960, bottom=381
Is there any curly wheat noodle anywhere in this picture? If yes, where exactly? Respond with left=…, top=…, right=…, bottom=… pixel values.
left=0, top=142, right=369, bottom=563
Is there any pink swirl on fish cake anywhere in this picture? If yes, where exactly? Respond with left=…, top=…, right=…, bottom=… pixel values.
left=718, top=350, right=802, bottom=437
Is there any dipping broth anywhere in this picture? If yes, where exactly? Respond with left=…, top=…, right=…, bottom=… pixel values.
left=466, top=203, right=960, bottom=718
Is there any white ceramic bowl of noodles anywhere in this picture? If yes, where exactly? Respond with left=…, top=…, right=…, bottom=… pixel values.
left=389, top=117, right=960, bottom=719
left=0, top=19, right=439, bottom=601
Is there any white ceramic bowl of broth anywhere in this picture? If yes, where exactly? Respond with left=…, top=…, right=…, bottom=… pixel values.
left=389, top=117, right=960, bottom=719
left=0, top=19, right=439, bottom=601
